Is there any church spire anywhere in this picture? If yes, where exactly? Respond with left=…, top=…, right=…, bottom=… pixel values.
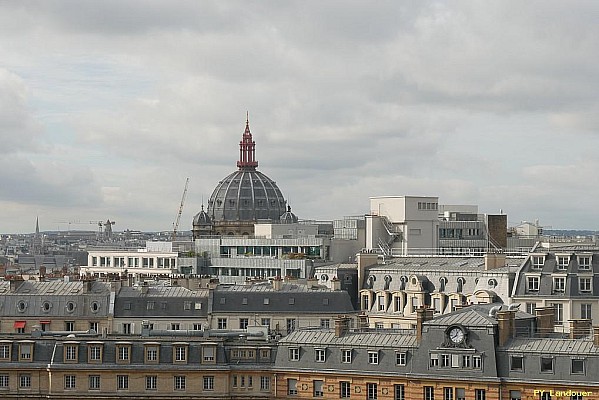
left=237, top=112, right=258, bottom=170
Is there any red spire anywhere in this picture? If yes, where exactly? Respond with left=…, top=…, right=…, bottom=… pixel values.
left=237, top=112, right=258, bottom=170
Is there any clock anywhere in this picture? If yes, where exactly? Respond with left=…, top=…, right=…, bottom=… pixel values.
left=448, top=326, right=465, bottom=344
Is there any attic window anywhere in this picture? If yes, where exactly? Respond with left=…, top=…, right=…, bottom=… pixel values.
left=242, top=298, right=248, bottom=305
left=263, top=298, right=270, bottom=305
left=220, top=298, right=226, bottom=305
left=323, top=298, right=329, bottom=305
left=289, top=298, right=295, bottom=305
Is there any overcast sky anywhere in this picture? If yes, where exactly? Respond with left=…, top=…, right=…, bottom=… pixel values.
left=1, top=1, right=599, bottom=234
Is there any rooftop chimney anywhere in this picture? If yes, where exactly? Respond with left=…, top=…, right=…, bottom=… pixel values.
left=331, top=276, right=341, bottom=291
left=272, top=276, right=283, bottom=291
left=497, top=309, right=516, bottom=346
left=416, top=306, right=434, bottom=343
left=9, top=276, right=25, bottom=293
left=334, top=315, right=350, bottom=337
left=570, top=319, right=592, bottom=339
left=307, top=277, right=319, bottom=289
left=535, top=307, right=555, bottom=338
left=484, top=253, right=506, bottom=270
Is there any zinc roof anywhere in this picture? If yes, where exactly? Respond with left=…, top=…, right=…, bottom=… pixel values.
left=280, top=329, right=417, bottom=348
left=506, top=337, right=599, bottom=354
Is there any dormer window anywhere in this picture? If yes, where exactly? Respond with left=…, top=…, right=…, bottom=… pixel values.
left=556, top=255, right=570, bottom=270
left=578, top=255, right=591, bottom=270
left=531, top=255, right=545, bottom=269
left=553, top=277, right=566, bottom=293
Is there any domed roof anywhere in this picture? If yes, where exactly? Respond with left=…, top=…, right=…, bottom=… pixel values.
left=192, top=205, right=212, bottom=226
left=280, top=206, right=298, bottom=224
left=206, top=116, right=288, bottom=224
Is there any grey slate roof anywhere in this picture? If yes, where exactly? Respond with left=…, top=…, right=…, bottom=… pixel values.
left=0, top=280, right=112, bottom=318
left=212, top=283, right=356, bottom=314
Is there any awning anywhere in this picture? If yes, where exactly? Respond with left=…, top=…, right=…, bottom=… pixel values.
left=14, top=321, right=26, bottom=329
left=40, top=321, right=50, bottom=324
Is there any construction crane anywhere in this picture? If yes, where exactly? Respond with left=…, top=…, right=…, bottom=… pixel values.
left=172, top=177, right=189, bottom=242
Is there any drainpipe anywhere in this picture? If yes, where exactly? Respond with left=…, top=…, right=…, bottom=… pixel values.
left=273, top=373, right=277, bottom=398
left=47, top=341, right=58, bottom=396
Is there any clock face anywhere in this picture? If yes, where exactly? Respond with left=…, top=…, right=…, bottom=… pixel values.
left=449, top=327, right=465, bottom=344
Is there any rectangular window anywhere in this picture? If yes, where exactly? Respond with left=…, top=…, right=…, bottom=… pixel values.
left=145, top=346, right=158, bottom=363
left=19, top=374, right=31, bottom=388
left=0, top=374, right=8, bottom=388
left=89, top=322, right=99, bottom=334
left=202, top=376, right=213, bottom=391
left=342, top=349, right=352, bottom=363
left=509, top=391, right=521, bottom=400
left=203, top=346, right=215, bottom=362
left=526, top=302, right=536, bottom=315
left=122, top=323, right=132, bottom=334
left=424, top=386, right=435, bottom=400
left=462, top=355, right=471, bottom=368
left=260, top=376, right=270, bottom=391
left=540, top=357, right=554, bottom=373
left=261, top=318, right=271, bottom=328
left=473, top=355, right=482, bottom=369
left=531, top=256, right=544, bottom=268
left=430, top=353, right=439, bottom=367
left=146, top=376, right=157, bottom=390
left=550, top=303, right=563, bottom=325
left=65, top=321, right=75, bottom=331
left=89, top=375, right=100, bottom=390
left=510, top=355, right=523, bottom=371
left=441, top=354, right=450, bottom=367
left=315, top=348, right=326, bottom=362
left=443, top=387, right=453, bottom=400
left=557, top=256, right=569, bottom=269
left=217, top=318, right=227, bottom=329
left=340, top=381, right=351, bottom=398
left=378, top=296, right=386, bottom=311
left=118, top=346, right=130, bottom=362
left=553, top=277, right=566, bottom=292
left=287, top=318, right=296, bottom=333
left=289, top=348, right=300, bottom=361
left=396, top=352, right=406, bottom=366
left=578, top=256, right=591, bottom=270
left=19, top=343, right=32, bottom=361
left=239, top=318, right=249, bottom=329
left=367, top=383, right=378, bottom=400
left=475, top=389, right=486, bottom=400
left=174, top=346, right=187, bottom=362
left=175, top=375, right=187, bottom=391
left=0, top=344, right=10, bottom=360
left=320, top=319, right=330, bottom=328
left=395, top=384, right=405, bottom=400
left=451, top=354, right=460, bottom=367
left=581, top=303, right=592, bottom=320
left=147, top=301, right=155, bottom=310
left=64, top=375, right=76, bottom=390
left=117, top=375, right=129, bottom=390
left=368, top=351, right=379, bottom=365
left=527, top=276, right=539, bottom=291
left=571, top=358, right=585, bottom=374
left=580, top=277, right=592, bottom=293
left=65, top=345, right=78, bottom=361
left=433, top=298, right=441, bottom=313
left=288, top=378, right=298, bottom=395
left=314, top=380, right=324, bottom=397
left=456, top=388, right=465, bottom=400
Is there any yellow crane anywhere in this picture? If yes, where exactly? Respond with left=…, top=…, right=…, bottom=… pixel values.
left=172, top=177, right=189, bottom=242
